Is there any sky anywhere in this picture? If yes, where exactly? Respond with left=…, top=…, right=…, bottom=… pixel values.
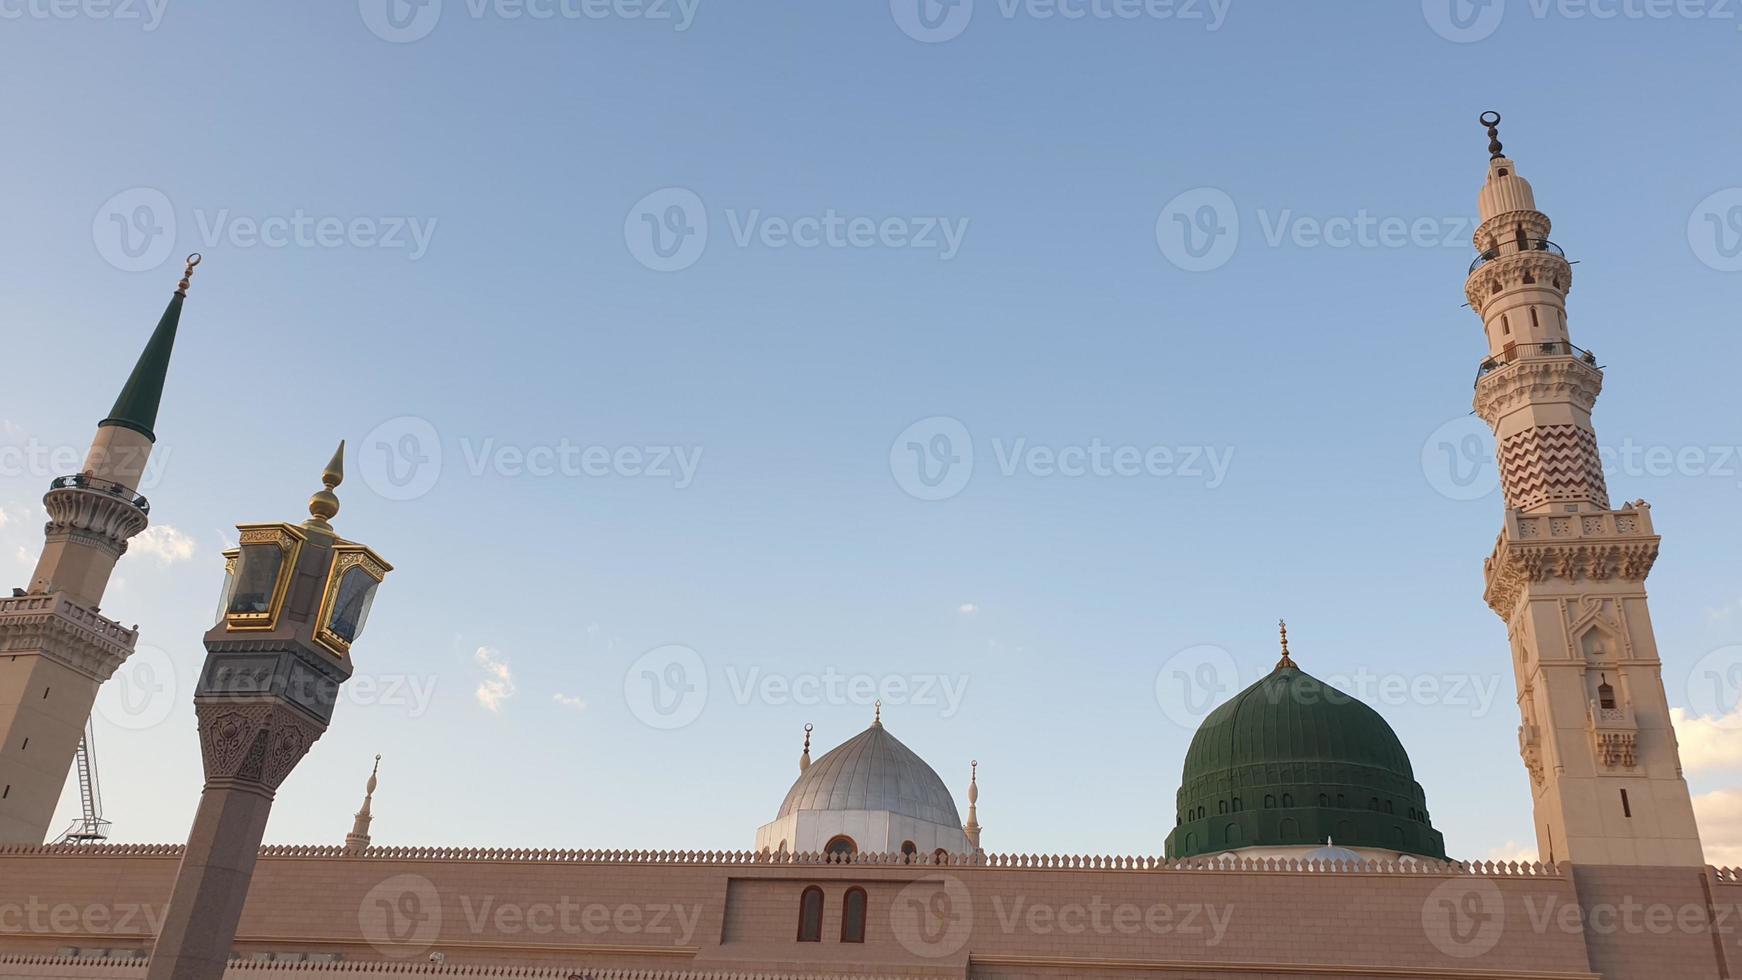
left=1, top=0, right=1740, bottom=865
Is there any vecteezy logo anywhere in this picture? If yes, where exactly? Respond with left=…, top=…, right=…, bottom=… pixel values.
left=1422, top=0, right=1506, bottom=43
left=1688, top=645, right=1742, bottom=729
left=625, top=188, right=709, bottom=272
left=93, top=188, right=176, bottom=273
left=890, top=875, right=973, bottom=958
left=889, top=416, right=974, bottom=501
left=1155, top=188, right=1238, bottom=272
left=358, top=874, right=443, bottom=958
left=95, top=644, right=177, bottom=731
left=624, top=643, right=708, bottom=730
left=359, top=0, right=443, bottom=43
left=1155, top=644, right=1241, bottom=729
left=359, top=416, right=443, bottom=502
left=1421, top=415, right=1499, bottom=501
left=890, top=0, right=974, bottom=42
left=1421, top=878, right=1505, bottom=958
left=1689, top=188, right=1742, bottom=273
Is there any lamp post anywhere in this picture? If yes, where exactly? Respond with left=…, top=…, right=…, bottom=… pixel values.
left=146, top=444, right=391, bottom=980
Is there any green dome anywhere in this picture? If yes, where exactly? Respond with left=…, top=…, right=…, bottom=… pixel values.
left=1163, top=657, right=1446, bottom=860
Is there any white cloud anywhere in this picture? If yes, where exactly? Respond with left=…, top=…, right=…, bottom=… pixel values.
left=0, top=506, right=9, bottom=530
left=14, top=546, right=31, bottom=566
left=552, top=693, right=587, bottom=711
left=1671, top=707, right=1742, bottom=773
left=1693, top=789, right=1742, bottom=868
left=958, top=603, right=979, bottom=615
left=129, top=525, right=197, bottom=566
left=1486, top=840, right=1538, bottom=864
left=473, top=646, right=516, bottom=712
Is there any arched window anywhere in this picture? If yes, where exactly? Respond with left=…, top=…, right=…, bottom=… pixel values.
left=900, top=840, right=917, bottom=863
left=1336, top=794, right=1347, bottom=808
left=1231, top=797, right=1242, bottom=812
left=797, top=886, right=824, bottom=942
left=1382, top=800, right=1394, bottom=815
left=1264, top=794, right=1275, bottom=809
left=1281, top=793, right=1293, bottom=807
left=1598, top=680, right=1617, bottom=710
left=1218, top=800, right=1228, bottom=815
left=841, top=887, right=867, bottom=943
left=1318, top=793, right=1329, bottom=807
left=824, top=835, right=857, bottom=861
left=1369, top=797, right=1379, bottom=811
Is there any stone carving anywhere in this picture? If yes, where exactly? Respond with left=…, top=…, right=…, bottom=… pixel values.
left=1595, top=731, right=1637, bottom=770
left=195, top=701, right=325, bottom=792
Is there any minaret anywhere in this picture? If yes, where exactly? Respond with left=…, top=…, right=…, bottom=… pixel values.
left=345, top=755, right=381, bottom=850
left=1467, top=114, right=1702, bottom=867
left=0, top=254, right=199, bottom=845
left=963, top=761, right=982, bottom=852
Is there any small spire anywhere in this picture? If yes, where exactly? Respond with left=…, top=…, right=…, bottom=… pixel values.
left=964, top=760, right=982, bottom=852
left=345, top=754, right=381, bottom=851
left=1481, top=111, right=1504, bottom=160
left=100, top=254, right=202, bottom=443
left=799, top=723, right=812, bottom=773
left=873, top=699, right=882, bottom=727
left=1275, top=618, right=1298, bottom=670
left=307, top=441, right=346, bottom=528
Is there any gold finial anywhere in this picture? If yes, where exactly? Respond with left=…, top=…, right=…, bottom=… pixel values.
left=307, top=440, right=346, bottom=527
left=799, top=723, right=813, bottom=773
left=1480, top=111, right=1504, bottom=160
left=175, top=253, right=202, bottom=297
left=874, top=700, right=882, bottom=726
left=1276, top=618, right=1298, bottom=670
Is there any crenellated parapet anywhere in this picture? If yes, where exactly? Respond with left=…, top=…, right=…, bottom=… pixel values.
left=0, top=841, right=1566, bottom=877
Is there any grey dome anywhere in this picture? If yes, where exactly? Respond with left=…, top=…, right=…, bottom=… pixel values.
left=778, top=722, right=962, bottom=827
left=1304, top=841, right=1364, bottom=864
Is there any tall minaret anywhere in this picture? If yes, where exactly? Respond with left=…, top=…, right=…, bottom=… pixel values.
left=345, top=755, right=381, bottom=850
left=0, top=255, right=199, bottom=845
left=963, top=761, right=982, bottom=852
left=1467, top=115, right=1702, bottom=867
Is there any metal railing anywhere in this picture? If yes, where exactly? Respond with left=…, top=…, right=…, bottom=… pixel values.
left=1469, top=238, right=1566, bottom=274
left=1475, top=341, right=1600, bottom=386
left=49, top=474, right=151, bottom=515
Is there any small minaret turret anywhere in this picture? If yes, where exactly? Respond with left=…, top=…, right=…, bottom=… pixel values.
left=798, top=723, right=812, bottom=773
left=963, top=761, right=982, bottom=852
left=0, top=255, right=199, bottom=844
left=345, top=755, right=381, bottom=850
left=1467, top=115, right=1702, bottom=867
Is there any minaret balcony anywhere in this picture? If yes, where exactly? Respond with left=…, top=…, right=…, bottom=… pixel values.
left=48, top=474, right=151, bottom=516
left=1474, top=340, right=1600, bottom=386
left=1469, top=237, right=1565, bottom=275
left=1588, top=699, right=1635, bottom=732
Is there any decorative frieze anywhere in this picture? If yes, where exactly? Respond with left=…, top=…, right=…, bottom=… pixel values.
left=0, top=593, right=137, bottom=681
left=195, top=700, right=327, bottom=793
left=1483, top=537, right=1659, bottom=617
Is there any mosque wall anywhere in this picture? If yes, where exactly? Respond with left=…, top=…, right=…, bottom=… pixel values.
left=9, top=846, right=1730, bottom=978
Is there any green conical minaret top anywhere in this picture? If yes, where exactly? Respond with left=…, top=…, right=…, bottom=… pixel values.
left=100, top=254, right=200, bottom=443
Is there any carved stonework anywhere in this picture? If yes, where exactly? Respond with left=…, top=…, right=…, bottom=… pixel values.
left=41, top=485, right=150, bottom=556
left=1465, top=251, right=1574, bottom=313
left=1473, top=356, right=1603, bottom=426
left=196, top=700, right=326, bottom=792
left=0, top=593, right=137, bottom=681
left=1484, top=539, right=1660, bottom=617
left=1595, top=731, right=1638, bottom=770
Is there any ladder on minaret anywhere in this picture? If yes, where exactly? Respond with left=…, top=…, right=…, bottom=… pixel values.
left=54, top=717, right=111, bottom=844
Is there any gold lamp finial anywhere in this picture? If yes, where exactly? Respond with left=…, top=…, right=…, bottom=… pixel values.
left=1276, top=618, right=1298, bottom=671
left=307, top=440, right=346, bottom=528
left=176, top=253, right=202, bottom=297
left=874, top=699, right=882, bottom=727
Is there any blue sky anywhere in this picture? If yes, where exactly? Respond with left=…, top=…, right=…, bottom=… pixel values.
left=2, top=0, right=1740, bottom=862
